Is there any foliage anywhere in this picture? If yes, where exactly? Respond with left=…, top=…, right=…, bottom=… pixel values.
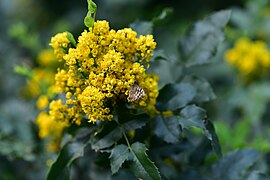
left=1, top=0, right=270, bottom=179
left=43, top=4, right=230, bottom=179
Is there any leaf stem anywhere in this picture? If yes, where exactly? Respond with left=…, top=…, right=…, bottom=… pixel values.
left=122, top=128, right=131, bottom=149
left=114, top=118, right=132, bottom=149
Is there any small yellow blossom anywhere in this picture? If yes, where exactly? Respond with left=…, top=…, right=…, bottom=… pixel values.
left=35, top=20, right=159, bottom=145
left=37, top=49, right=57, bottom=67
left=47, top=20, right=158, bottom=123
left=36, top=95, right=49, bottom=110
left=225, top=37, right=270, bottom=80
left=50, top=32, right=71, bottom=60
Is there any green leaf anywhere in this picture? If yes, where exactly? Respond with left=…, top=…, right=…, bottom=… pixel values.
left=87, top=0, right=97, bottom=13
left=122, top=118, right=147, bottom=131
left=130, top=142, right=161, bottom=180
left=13, top=64, right=33, bottom=79
left=154, top=115, right=180, bottom=143
left=91, top=117, right=147, bottom=151
left=178, top=105, right=206, bottom=129
left=84, top=15, right=95, bottom=28
left=177, top=105, right=222, bottom=157
left=183, top=76, right=216, bottom=102
left=152, top=8, right=173, bottom=25
left=210, top=149, right=266, bottom=180
left=91, top=126, right=122, bottom=151
left=156, top=83, right=196, bottom=111
left=204, top=120, right=222, bottom=158
left=179, top=10, right=231, bottom=67
left=47, top=140, right=89, bottom=180
left=109, top=144, right=130, bottom=174
left=66, top=31, right=76, bottom=47
left=111, top=169, right=137, bottom=180
left=129, top=20, right=153, bottom=35
left=151, top=49, right=169, bottom=61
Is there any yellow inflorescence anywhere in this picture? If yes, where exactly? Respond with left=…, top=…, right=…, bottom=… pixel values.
left=50, top=32, right=71, bottom=60
left=225, top=37, right=270, bottom=79
left=23, top=49, right=58, bottom=98
left=35, top=19, right=159, bottom=143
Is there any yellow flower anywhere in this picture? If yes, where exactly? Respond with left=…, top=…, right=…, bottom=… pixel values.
left=225, top=37, right=270, bottom=80
left=37, top=49, right=57, bottom=67
left=50, top=32, right=71, bottom=60
left=37, top=20, right=158, bottom=127
left=36, top=95, right=49, bottom=110
left=36, top=111, right=67, bottom=138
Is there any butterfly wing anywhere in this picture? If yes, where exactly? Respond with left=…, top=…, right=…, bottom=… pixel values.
left=127, top=83, right=145, bottom=102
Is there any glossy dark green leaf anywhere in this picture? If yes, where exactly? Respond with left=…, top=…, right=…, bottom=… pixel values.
left=111, top=169, right=137, bottom=180
left=130, top=142, right=161, bottom=180
left=129, top=21, right=153, bottom=35
left=154, top=115, right=180, bottom=143
left=47, top=140, right=89, bottom=180
left=177, top=105, right=222, bottom=157
left=183, top=76, right=216, bottom=102
left=156, top=83, right=196, bottom=111
left=122, top=118, right=147, bottom=131
left=91, top=127, right=122, bottom=151
left=179, top=10, right=231, bottom=67
left=91, top=117, right=146, bottom=151
left=204, top=120, right=222, bottom=158
left=210, top=149, right=266, bottom=180
left=109, top=144, right=130, bottom=174
left=178, top=105, right=206, bottom=129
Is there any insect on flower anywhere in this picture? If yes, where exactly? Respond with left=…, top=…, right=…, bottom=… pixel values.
left=127, top=82, right=145, bottom=102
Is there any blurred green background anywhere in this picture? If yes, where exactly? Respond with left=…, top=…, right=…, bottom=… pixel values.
left=2, top=0, right=270, bottom=179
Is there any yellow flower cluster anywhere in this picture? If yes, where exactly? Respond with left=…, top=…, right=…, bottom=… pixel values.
left=50, top=32, right=71, bottom=60
left=22, top=49, right=64, bottom=151
left=225, top=37, right=270, bottom=79
left=35, top=110, right=68, bottom=152
left=23, top=49, right=58, bottom=99
left=45, top=20, right=158, bottom=124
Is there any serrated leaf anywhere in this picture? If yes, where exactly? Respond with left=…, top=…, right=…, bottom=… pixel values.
left=66, top=31, right=76, bottom=47
left=109, top=144, right=130, bottom=174
left=130, top=142, right=161, bottom=180
left=91, top=127, right=122, bottom=151
left=154, top=115, right=180, bottom=143
left=47, top=140, right=89, bottom=180
left=122, top=118, right=147, bottom=131
left=130, top=20, right=153, bottom=35
left=211, top=149, right=265, bottom=180
left=177, top=105, right=222, bottom=157
left=156, top=83, right=196, bottom=111
left=179, top=10, right=231, bottom=67
left=91, top=117, right=146, bottom=151
left=183, top=76, right=216, bottom=102
left=111, top=169, right=137, bottom=180
left=204, top=120, right=222, bottom=158
left=178, top=105, right=206, bottom=129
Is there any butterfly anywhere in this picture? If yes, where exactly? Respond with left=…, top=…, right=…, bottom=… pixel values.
left=127, top=82, right=145, bottom=102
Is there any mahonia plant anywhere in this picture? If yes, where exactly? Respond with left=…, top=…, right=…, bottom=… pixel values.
left=33, top=1, right=231, bottom=179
